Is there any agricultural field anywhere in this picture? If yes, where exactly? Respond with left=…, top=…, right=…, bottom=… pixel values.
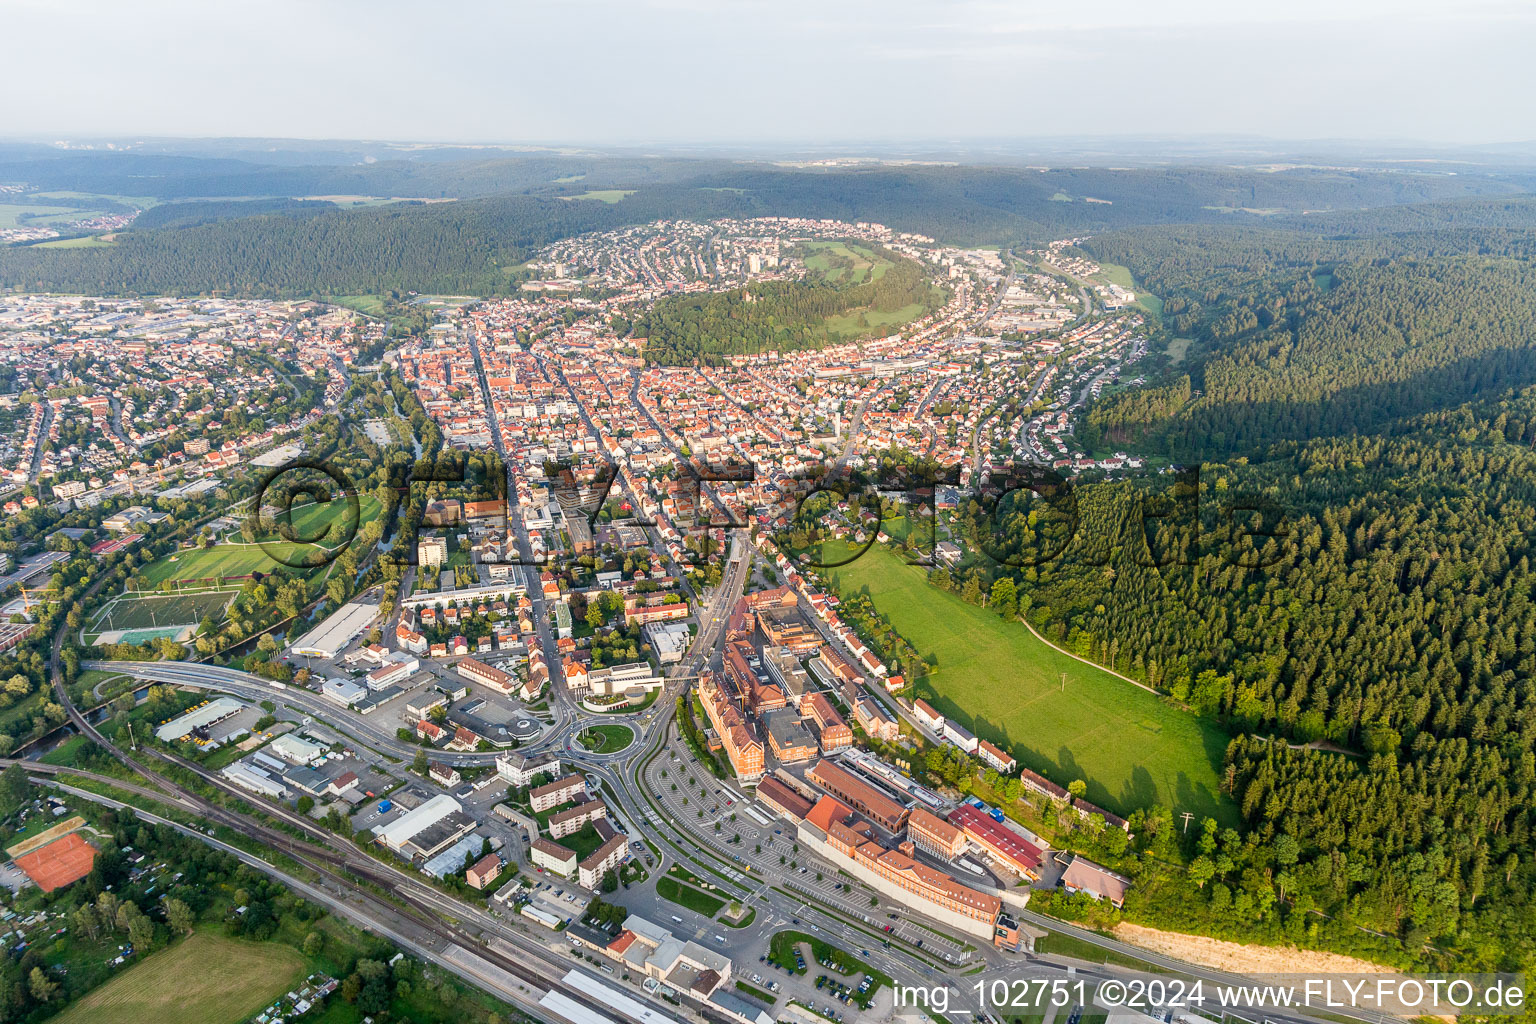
left=51, top=931, right=306, bottom=1024
left=137, top=494, right=382, bottom=586
left=817, top=542, right=1234, bottom=824
left=0, top=196, right=130, bottom=230
left=35, top=234, right=119, bottom=248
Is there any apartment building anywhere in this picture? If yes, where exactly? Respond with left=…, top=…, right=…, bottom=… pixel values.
left=531, top=773, right=587, bottom=812
left=531, top=837, right=578, bottom=876
left=913, top=699, right=945, bottom=733
left=418, top=536, right=448, bottom=567
left=549, top=799, right=608, bottom=839
left=854, top=695, right=899, bottom=742
left=496, top=752, right=561, bottom=788
left=977, top=739, right=1016, bottom=773
left=579, top=834, right=628, bottom=889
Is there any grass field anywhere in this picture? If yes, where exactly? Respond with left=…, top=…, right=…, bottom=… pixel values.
left=658, top=876, right=725, bottom=916
left=560, top=189, right=636, bottom=203
left=90, top=590, right=237, bottom=632
left=138, top=545, right=309, bottom=585
left=1093, top=261, right=1163, bottom=317
left=577, top=723, right=634, bottom=754
left=138, top=494, right=381, bottom=585
left=52, top=931, right=305, bottom=1024
left=325, top=294, right=387, bottom=316
left=735, top=981, right=777, bottom=1004
left=818, top=542, right=1234, bottom=823
left=36, top=234, right=118, bottom=248
left=824, top=300, right=928, bottom=337
left=803, top=240, right=892, bottom=285
left=1033, top=930, right=1158, bottom=970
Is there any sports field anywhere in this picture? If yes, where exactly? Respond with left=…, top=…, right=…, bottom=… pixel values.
left=138, top=494, right=381, bottom=585
left=14, top=832, right=96, bottom=893
left=819, top=542, right=1234, bottom=823
left=52, top=931, right=305, bottom=1024
left=89, top=590, right=237, bottom=635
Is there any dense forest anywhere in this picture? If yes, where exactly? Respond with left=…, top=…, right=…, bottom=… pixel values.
left=633, top=248, right=946, bottom=363
left=1081, top=213, right=1536, bottom=460
left=939, top=380, right=1536, bottom=967
left=3, top=158, right=1528, bottom=297
left=887, top=203, right=1536, bottom=967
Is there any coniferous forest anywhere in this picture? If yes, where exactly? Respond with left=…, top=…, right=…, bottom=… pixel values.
left=954, top=213, right=1536, bottom=969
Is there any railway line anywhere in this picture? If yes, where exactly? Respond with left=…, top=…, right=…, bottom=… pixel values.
left=41, top=604, right=705, bottom=1024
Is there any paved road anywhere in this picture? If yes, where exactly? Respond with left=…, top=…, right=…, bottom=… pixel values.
left=84, top=658, right=514, bottom=766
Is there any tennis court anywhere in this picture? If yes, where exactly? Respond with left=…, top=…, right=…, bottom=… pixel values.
left=15, top=832, right=97, bottom=892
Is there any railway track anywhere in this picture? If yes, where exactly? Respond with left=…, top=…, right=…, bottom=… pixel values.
left=40, top=625, right=698, bottom=1024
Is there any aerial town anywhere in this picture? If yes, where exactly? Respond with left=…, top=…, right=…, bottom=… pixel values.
left=2, top=4, right=1529, bottom=1020
left=0, top=210, right=1397, bottom=1024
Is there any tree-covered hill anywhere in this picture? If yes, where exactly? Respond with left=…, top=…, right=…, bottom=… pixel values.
left=1080, top=215, right=1536, bottom=459
left=633, top=247, right=947, bottom=363
left=3, top=160, right=1526, bottom=298
left=962, top=384, right=1536, bottom=966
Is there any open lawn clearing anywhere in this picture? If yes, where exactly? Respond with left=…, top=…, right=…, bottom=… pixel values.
left=560, top=189, right=636, bottom=203
left=824, top=301, right=927, bottom=338
left=1092, top=261, right=1163, bottom=317
left=138, top=545, right=313, bottom=585
left=35, top=234, right=118, bottom=248
left=818, top=542, right=1234, bottom=823
left=51, top=930, right=306, bottom=1024
left=262, top=493, right=382, bottom=547
left=139, top=494, right=381, bottom=585
left=803, top=240, right=891, bottom=285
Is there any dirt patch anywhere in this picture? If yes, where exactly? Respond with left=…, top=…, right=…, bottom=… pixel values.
left=1112, top=922, right=1393, bottom=974
left=7, top=816, right=86, bottom=858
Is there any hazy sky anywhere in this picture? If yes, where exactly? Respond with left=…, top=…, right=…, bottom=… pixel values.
left=7, top=0, right=1536, bottom=146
